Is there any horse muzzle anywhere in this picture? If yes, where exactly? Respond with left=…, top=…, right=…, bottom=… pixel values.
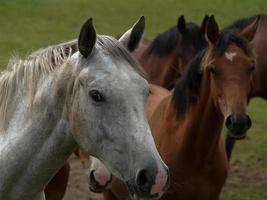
left=225, top=114, right=252, bottom=139
left=127, top=166, right=170, bottom=199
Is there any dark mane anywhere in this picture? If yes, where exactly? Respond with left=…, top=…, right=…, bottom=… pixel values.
left=225, top=15, right=258, bottom=31
left=172, top=29, right=251, bottom=116
left=181, top=22, right=207, bottom=51
left=172, top=50, right=204, bottom=116
left=147, top=26, right=179, bottom=56
left=147, top=22, right=207, bottom=56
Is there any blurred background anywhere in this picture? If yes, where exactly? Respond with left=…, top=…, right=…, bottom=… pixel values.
left=0, top=0, right=266, bottom=199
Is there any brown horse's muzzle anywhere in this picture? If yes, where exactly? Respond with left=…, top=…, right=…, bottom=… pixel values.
left=225, top=114, right=252, bottom=139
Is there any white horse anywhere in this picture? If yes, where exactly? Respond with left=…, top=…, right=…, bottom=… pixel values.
left=0, top=17, right=169, bottom=200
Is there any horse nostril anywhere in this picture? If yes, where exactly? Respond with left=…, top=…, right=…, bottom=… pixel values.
left=88, top=170, right=100, bottom=193
left=225, top=115, right=233, bottom=130
left=89, top=170, right=97, bottom=185
left=136, top=169, right=151, bottom=192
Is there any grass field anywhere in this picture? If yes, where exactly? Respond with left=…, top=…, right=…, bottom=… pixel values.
left=0, top=0, right=266, bottom=199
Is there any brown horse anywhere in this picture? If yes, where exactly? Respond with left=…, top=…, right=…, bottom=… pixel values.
left=98, top=15, right=257, bottom=200
left=138, top=15, right=208, bottom=90
left=224, top=14, right=267, bottom=160
left=146, top=84, right=169, bottom=119
left=44, top=162, right=70, bottom=200
left=132, top=37, right=151, bottom=60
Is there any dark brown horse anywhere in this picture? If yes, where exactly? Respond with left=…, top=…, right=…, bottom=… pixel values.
left=100, top=15, right=257, bottom=200
left=224, top=15, right=267, bottom=160
left=138, top=15, right=208, bottom=90
left=132, top=37, right=151, bottom=60
left=44, top=162, right=70, bottom=200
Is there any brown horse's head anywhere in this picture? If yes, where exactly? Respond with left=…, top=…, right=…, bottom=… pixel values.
left=176, top=15, right=208, bottom=74
left=204, top=15, right=258, bottom=139
left=144, top=15, right=207, bottom=90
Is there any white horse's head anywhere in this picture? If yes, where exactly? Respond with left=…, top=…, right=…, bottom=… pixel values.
left=68, top=17, right=169, bottom=198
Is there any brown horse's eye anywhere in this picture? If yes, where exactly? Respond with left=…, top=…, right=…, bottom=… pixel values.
left=208, top=65, right=216, bottom=75
left=89, top=90, right=105, bottom=102
left=249, top=66, right=255, bottom=73
left=210, top=68, right=215, bottom=74
left=249, top=61, right=256, bottom=73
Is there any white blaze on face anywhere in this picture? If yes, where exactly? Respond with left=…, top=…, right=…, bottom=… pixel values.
left=225, top=52, right=237, bottom=62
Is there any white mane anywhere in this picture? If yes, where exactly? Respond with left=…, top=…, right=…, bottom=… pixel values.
left=0, top=36, right=144, bottom=131
left=0, top=40, right=76, bottom=130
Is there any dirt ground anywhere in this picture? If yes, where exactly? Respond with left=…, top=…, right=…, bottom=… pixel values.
left=224, top=155, right=267, bottom=190
left=63, top=155, right=267, bottom=200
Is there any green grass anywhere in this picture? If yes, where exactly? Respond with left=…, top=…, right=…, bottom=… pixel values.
left=0, top=0, right=267, bottom=199
left=0, top=0, right=266, bottom=67
left=221, top=98, right=267, bottom=200
left=222, top=189, right=267, bottom=200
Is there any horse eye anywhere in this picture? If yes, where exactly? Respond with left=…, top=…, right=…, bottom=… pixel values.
left=249, top=65, right=255, bottom=73
left=208, top=65, right=216, bottom=74
left=89, top=90, right=105, bottom=102
left=210, top=68, right=215, bottom=74
left=249, top=61, right=256, bottom=73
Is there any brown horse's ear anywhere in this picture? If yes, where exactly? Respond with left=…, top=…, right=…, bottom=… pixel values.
left=201, top=15, right=209, bottom=33
left=205, top=15, right=219, bottom=44
left=177, top=15, right=186, bottom=34
left=78, top=18, right=97, bottom=58
left=119, top=16, right=145, bottom=52
left=240, top=16, right=259, bottom=42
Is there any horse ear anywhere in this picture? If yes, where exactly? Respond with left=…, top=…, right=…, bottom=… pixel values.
left=119, top=16, right=145, bottom=52
left=205, top=15, right=219, bottom=44
left=177, top=15, right=186, bottom=34
left=240, top=16, right=259, bottom=42
left=201, top=15, right=209, bottom=33
left=78, top=18, right=97, bottom=58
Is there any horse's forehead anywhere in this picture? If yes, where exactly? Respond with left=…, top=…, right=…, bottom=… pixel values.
left=225, top=51, right=237, bottom=63
left=76, top=51, right=145, bottom=86
left=217, top=44, right=248, bottom=64
left=93, top=54, right=143, bottom=80
left=86, top=65, right=146, bottom=90
left=101, top=69, right=145, bottom=87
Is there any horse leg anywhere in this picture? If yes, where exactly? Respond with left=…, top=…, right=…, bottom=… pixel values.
left=225, top=135, right=236, bottom=161
left=44, top=161, right=70, bottom=200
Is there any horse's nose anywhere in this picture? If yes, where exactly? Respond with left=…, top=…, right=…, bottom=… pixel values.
left=135, top=169, right=153, bottom=194
left=150, top=166, right=170, bottom=196
left=225, top=114, right=251, bottom=139
left=134, top=166, right=169, bottom=198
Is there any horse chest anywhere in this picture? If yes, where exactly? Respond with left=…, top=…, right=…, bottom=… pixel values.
left=164, top=170, right=225, bottom=200
left=161, top=156, right=228, bottom=200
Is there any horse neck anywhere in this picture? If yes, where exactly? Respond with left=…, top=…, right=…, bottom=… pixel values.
left=0, top=63, right=77, bottom=199
left=141, top=49, right=179, bottom=89
left=163, top=71, right=224, bottom=163
left=183, top=72, right=225, bottom=162
left=250, top=15, right=267, bottom=98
